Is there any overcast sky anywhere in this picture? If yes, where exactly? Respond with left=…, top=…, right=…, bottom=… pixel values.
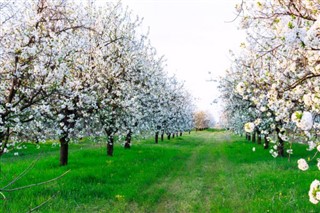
left=120, top=0, right=245, bottom=120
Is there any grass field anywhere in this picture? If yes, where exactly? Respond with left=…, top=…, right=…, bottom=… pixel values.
left=0, top=130, right=319, bottom=212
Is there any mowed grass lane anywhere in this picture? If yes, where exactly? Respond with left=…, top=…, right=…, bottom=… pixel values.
left=0, top=130, right=319, bottom=212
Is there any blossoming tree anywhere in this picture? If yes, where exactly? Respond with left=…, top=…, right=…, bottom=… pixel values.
left=219, top=0, right=320, bottom=204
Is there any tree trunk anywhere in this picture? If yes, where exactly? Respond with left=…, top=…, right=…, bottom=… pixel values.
left=0, top=131, right=4, bottom=156
left=124, top=132, right=131, bottom=149
left=167, top=133, right=171, bottom=140
left=155, top=131, right=159, bottom=144
left=161, top=130, right=164, bottom=141
left=188, top=130, right=191, bottom=134
left=60, top=136, right=69, bottom=166
left=172, top=133, right=175, bottom=139
left=0, top=131, right=4, bottom=143
left=59, top=107, right=76, bottom=166
left=248, top=133, right=251, bottom=141
left=277, top=129, right=284, bottom=157
left=252, top=130, right=256, bottom=143
left=0, top=128, right=11, bottom=156
left=107, top=135, right=114, bottom=156
left=257, top=130, right=261, bottom=144
left=180, top=132, right=183, bottom=136
left=264, top=134, right=269, bottom=149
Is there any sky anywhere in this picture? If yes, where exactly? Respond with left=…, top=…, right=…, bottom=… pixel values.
left=120, top=0, right=245, bottom=121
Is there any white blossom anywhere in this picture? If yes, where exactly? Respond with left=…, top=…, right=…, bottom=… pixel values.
left=297, top=158, right=309, bottom=171
left=309, top=180, right=320, bottom=204
left=296, top=112, right=313, bottom=131
left=244, top=122, right=255, bottom=133
left=236, top=82, right=246, bottom=96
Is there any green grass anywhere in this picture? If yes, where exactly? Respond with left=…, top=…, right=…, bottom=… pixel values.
left=205, top=128, right=226, bottom=132
left=0, top=131, right=319, bottom=212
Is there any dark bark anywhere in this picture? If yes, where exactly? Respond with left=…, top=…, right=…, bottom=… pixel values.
left=172, top=133, right=175, bottom=139
left=0, top=131, right=5, bottom=156
left=155, top=131, right=159, bottom=144
left=0, top=131, right=4, bottom=144
left=107, top=135, right=114, bottom=156
left=252, top=130, right=256, bottom=143
left=180, top=132, right=183, bottom=136
left=277, top=139, right=284, bottom=156
left=59, top=136, right=69, bottom=166
left=58, top=105, right=77, bottom=166
left=167, top=133, right=171, bottom=140
left=161, top=130, right=164, bottom=141
left=0, top=131, right=4, bottom=142
left=264, top=134, right=269, bottom=149
left=188, top=130, right=191, bottom=134
left=0, top=127, right=11, bottom=152
left=277, top=129, right=285, bottom=157
left=257, top=130, right=262, bottom=144
left=124, top=132, right=131, bottom=149
left=248, top=133, right=251, bottom=141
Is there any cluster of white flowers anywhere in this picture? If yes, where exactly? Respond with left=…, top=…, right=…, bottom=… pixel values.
left=306, top=15, right=320, bottom=49
left=291, top=111, right=313, bottom=131
left=269, top=149, right=278, bottom=158
left=236, top=82, right=246, bottom=96
left=244, top=122, right=255, bottom=133
left=309, top=180, right=320, bottom=204
left=297, top=158, right=309, bottom=171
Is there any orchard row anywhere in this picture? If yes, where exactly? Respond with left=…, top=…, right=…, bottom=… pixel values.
left=219, top=0, right=320, bottom=204
left=0, top=0, right=194, bottom=165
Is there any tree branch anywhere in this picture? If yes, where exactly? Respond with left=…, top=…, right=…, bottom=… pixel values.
left=1, top=170, right=70, bottom=192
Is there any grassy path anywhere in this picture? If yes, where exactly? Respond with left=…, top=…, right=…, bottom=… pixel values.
left=1, top=130, right=319, bottom=212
